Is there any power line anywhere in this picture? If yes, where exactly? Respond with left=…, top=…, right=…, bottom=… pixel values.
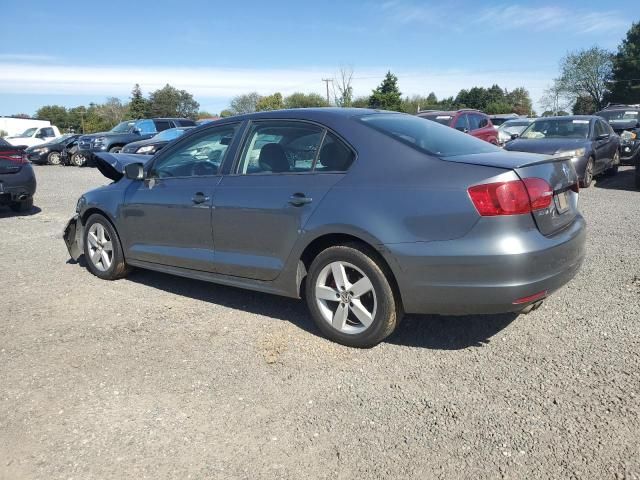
left=321, top=78, right=333, bottom=106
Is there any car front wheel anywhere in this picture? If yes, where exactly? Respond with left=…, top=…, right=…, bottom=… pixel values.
left=47, top=151, right=62, bottom=165
left=83, top=214, right=131, bottom=280
left=70, top=153, right=86, bottom=167
left=305, top=244, right=401, bottom=348
left=109, top=146, right=122, bottom=153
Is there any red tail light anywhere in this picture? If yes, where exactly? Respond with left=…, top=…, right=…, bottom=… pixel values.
left=0, top=150, right=28, bottom=164
left=468, top=178, right=553, bottom=216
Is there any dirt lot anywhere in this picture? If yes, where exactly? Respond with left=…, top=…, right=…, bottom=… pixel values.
left=1, top=165, right=639, bottom=479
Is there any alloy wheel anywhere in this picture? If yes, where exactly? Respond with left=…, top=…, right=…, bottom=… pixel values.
left=87, top=223, right=113, bottom=272
left=71, top=153, right=86, bottom=167
left=48, top=152, right=61, bottom=165
left=315, top=261, right=377, bottom=334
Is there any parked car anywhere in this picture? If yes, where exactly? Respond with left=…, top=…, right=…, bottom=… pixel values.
left=5, top=125, right=61, bottom=148
left=0, top=138, right=36, bottom=212
left=417, top=109, right=498, bottom=144
left=25, top=134, right=81, bottom=165
left=497, top=118, right=535, bottom=146
left=595, top=105, right=640, bottom=184
left=489, top=113, right=519, bottom=127
left=64, top=109, right=585, bottom=347
left=76, top=118, right=196, bottom=166
left=504, top=116, right=620, bottom=188
left=122, top=127, right=194, bottom=155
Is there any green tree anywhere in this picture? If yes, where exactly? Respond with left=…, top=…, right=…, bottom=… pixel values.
left=256, top=92, right=284, bottom=111
left=572, top=95, right=596, bottom=115
left=400, top=95, right=430, bottom=114
left=368, top=71, right=402, bottom=111
left=67, top=106, right=87, bottom=133
left=607, top=22, right=640, bottom=104
left=128, top=83, right=148, bottom=119
left=558, top=47, right=613, bottom=110
left=230, top=92, right=261, bottom=114
left=96, top=97, right=127, bottom=127
left=148, top=84, right=200, bottom=119
left=506, top=87, right=533, bottom=115
left=35, top=105, right=68, bottom=129
left=351, top=96, right=369, bottom=108
left=220, top=109, right=235, bottom=118
left=284, top=92, right=327, bottom=108
left=196, top=111, right=218, bottom=119
left=11, top=113, right=31, bottom=119
left=426, top=92, right=438, bottom=104
left=484, top=102, right=513, bottom=114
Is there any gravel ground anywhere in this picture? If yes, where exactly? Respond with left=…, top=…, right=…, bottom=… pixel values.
left=1, top=165, right=639, bottom=480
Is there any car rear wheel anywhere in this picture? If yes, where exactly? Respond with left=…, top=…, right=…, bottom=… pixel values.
left=9, top=197, right=33, bottom=213
left=580, top=157, right=594, bottom=188
left=109, top=146, right=122, bottom=153
left=305, top=244, right=400, bottom=348
left=47, top=151, right=62, bottom=165
left=83, top=214, right=131, bottom=280
left=70, top=153, right=86, bottom=167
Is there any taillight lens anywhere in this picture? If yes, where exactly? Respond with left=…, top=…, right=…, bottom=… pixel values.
left=0, top=151, right=28, bottom=164
left=468, top=178, right=553, bottom=216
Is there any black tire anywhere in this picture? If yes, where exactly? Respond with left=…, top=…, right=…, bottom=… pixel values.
left=305, top=243, right=401, bottom=348
left=606, top=151, right=620, bottom=176
left=109, top=146, right=122, bottom=153
left=9, top=197, right=33, bottom=213
left=580, top=157, right=594, bottom=188
left=83, top=214, right=131, bottom=280
left=70, top=152, right=86, bottom=167
left=47, top=151, right=62, bottom=166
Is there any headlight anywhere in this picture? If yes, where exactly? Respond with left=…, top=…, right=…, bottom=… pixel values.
left=93, top=137, right=106, bottom=143
left=554, top=148, right=586, bottom=159
left=33, top=147, right=48, bottom=153
left=136, top=145, right=156, bottom=154
left=75, top=196, right=86, bottom=213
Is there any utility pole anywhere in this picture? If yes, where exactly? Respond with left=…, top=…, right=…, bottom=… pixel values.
left=322, top=78, right=333, bottom=106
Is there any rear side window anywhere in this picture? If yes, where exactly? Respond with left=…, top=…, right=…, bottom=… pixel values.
left=454, top=114, right=469, bottom=132
left=467, top=115, right=480, bottom=131
left=360, top=113, right=499, bottom=157
left=316, top=132, right=354, bottom=172
left=154, top=120, right=172, bottom=131
left=477, top=115, right=489, bottom=129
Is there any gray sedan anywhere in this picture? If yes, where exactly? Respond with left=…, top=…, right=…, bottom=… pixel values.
left=504, top=115, right=620, bottom=187
left=64, top=109, right=585, bottom=347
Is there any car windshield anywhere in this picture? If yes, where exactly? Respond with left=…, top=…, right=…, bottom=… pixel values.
left=499, top=120, right=532, bottom=134
left=18, top=128, right=37, bottom=137
left=419, top=114, right=453, bottom=126
left=152, top=128, right=188, bottom=141
left=520, top=119, right=590, bottom=139
left=110, top=121, right=136, bottom=133
left=598, top=110, right=639, bottom=123
left=361, top=113, right=499, bottom=157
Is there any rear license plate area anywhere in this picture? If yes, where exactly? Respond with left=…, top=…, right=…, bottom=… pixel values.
left=555, top=190, right=569, bottom=213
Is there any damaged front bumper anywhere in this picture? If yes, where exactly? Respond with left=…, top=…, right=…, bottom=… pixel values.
left=63, top=214, right=84, bottom=261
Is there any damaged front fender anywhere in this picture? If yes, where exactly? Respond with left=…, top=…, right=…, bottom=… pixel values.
left=63, top=214, right=84, bottom=261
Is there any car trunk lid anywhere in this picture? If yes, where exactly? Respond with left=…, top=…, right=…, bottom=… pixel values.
left=443, top=151, right=580, bottom=236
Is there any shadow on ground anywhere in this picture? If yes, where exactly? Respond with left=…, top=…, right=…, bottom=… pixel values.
left=97, top=266, right=518, bottom=350
left=594, top=167, right=638, bottom=192
left=0, top=205, right=42, bottom=218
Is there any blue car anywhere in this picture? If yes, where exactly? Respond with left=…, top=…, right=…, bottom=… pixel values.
left=64, top=109, right=585, bottom=347
left=504, top=116, right=620, bottom=188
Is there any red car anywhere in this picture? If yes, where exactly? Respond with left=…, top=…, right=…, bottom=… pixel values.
left=417, top=109, right=498, bottom=144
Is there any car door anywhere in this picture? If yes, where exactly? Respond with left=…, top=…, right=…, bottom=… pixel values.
left=120, top=122, right=240, bottom=272
left=592, top=119, right=612, bottom=172
left=212, top=120, right=354, bottom=281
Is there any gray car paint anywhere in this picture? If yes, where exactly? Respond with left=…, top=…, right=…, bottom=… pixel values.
left=65, top=108, right=586, bottom=316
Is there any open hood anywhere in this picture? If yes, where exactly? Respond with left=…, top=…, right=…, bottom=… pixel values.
left=94, top=152, right=152, bottom=182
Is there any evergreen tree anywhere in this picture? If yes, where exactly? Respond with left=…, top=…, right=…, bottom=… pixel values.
left=607, top=22, right=640, bottom=104
left=368, top=71, right=402, bottom=111
left=128, top=84, right=148, bottom=119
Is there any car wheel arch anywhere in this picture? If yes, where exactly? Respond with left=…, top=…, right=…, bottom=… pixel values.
left=296, top=232, right=403, bottom=310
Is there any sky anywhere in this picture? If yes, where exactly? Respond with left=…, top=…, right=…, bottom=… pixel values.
left=0, top=0, right=637, bottom=116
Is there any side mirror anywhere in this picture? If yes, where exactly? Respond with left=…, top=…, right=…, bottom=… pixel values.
left=510, top=133, right=520, bottom=140
left=132, top=128, right=142, bottom=135
left=124, top=162, right=144, bottom=180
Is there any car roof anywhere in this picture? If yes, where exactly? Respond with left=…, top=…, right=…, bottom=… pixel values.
left=209, top=108, right=394, bottom=123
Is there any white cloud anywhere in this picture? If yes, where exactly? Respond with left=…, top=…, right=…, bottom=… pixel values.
left=0, top=53, right=58, bottom=62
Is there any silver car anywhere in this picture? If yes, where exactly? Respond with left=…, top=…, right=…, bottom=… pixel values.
left=64, top=109, right=586, bottom=347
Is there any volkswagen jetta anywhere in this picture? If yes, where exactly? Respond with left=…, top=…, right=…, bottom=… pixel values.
left=64, top=109, right=586, bottom=347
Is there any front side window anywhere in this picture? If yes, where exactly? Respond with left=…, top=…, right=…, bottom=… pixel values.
left=136, top=120, right=157, bottom=135
left=237, top=121, right=324, bottom=174
left=151, top=123, right=238, bottom=178
left=360, top=113, right=499, bottom=157
left=41, top=127, right=55, bottom=137
left=111, top=121, right=135, bottom=133
left=477, top=115, right=489, bottom=129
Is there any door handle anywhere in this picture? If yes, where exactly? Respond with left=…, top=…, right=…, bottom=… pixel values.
left=192, top=192, right=210, bottom=204
left=288, top=193, right=312, bottom=206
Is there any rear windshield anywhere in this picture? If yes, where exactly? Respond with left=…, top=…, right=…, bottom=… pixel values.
left=597, top=110, right=639, bottom=123
left=360, top=113, right=499, bottom=157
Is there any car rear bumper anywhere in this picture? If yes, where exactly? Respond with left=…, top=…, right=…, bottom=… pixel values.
left=387, top=214, right=586, bottom=315
left=0, top=164, right=37, bottom=204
